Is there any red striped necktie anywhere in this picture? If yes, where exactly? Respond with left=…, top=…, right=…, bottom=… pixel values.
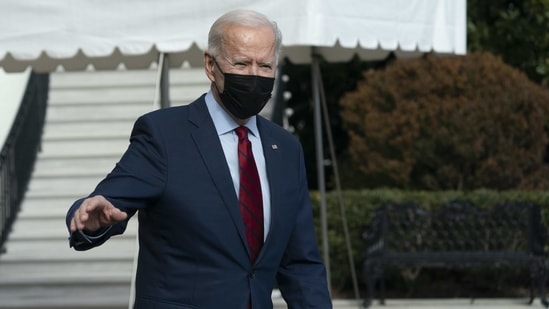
left=235, top=126, right=264, bottom=263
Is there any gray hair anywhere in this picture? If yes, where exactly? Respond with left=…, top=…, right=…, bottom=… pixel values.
left=207, top=10, right=283, bottom=63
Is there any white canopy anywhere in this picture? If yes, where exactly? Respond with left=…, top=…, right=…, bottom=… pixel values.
left=0, top=0, right=466, bottom=72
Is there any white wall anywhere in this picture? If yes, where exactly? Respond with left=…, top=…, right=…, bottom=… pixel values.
left=0, top=69, right=30, bottom=147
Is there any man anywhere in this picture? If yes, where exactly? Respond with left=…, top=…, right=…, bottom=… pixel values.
left=66, top=9, right=332, bottom=309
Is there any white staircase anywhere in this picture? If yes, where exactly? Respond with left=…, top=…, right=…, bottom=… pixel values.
left=0, top=67, right=210, bottom=308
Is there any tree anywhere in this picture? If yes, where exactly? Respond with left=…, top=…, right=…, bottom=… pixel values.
left=339, top=52, right=549, bottom=190
left=468, top=0, right=549, bottom=86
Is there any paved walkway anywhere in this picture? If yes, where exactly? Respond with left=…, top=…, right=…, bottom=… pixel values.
left=273, top=297, right=541, bottom=308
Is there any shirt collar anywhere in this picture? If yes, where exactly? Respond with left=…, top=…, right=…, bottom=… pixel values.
left=204, top=90, right=259, bottom=137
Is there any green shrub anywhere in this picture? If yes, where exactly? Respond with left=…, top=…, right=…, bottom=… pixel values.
left=339, top=52, right=549, bottom=190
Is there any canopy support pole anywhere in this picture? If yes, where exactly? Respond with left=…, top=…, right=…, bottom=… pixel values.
left=312, top=49, right=360, bottom=305
left=312, top=50, right=331, bottom=293
left=317, top=60, right=361, bottom=305
left=160, top=53, right=171, bottom=108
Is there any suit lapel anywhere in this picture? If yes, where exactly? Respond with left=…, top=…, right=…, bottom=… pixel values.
left=257, top=119, right=282, bottom=249
left=188, top=99, right=249, bottom=251
left=188, top=102, right=285, bottom=263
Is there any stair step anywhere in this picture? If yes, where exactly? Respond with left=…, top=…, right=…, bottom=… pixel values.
left=0, top=284, right=132, bottom=309
left=162, top=85, right=208, bottom=105
left=46, top=102, right=155, bottom=122
left=33, top=156, right=121, bottom=178
left=8, top=216, right=83, bottom=240
left=19, top=197, right=84, bottom=218
left=170, top=69, right=210, bottom=84
left=17, top=198, right=141, bottom=220
left=8, top=216, right=138, bottom=240
left=43, top=121, right=134, bottom=140
left=40, top=139, right=130, bottom=158
left=0, top=260, right=133, bottom=283
left=48, top=88, right=156, bottom=105
left=27, top=175, right=112, bottom=196
left=25, top=190, right=103, bottom=200
left=1, top=236, right=137, bottom=262
left=50, top=68, right=157, bottom=89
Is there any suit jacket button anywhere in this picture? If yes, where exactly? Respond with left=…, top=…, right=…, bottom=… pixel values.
left=249, top=271, right=255, bottom=278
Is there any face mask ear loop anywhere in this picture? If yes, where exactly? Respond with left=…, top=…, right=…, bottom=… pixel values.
left=211, top=57, right=225, bottom=95
left=211, top=57, right=225, bottom=74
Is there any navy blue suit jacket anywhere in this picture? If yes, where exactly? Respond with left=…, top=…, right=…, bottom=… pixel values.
left=66, top=95, right=332, bottom=308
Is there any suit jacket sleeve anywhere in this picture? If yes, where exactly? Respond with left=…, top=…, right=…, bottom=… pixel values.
left=66, top=114, right=167, bottom=250
left=276, top=144, right=332, bottom=308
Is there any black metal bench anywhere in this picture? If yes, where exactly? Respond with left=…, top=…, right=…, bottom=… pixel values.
left=362, top=201, right=549, bottom=308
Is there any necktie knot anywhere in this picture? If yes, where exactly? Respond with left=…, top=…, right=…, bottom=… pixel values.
left=235, top=126, right=248, bottom=140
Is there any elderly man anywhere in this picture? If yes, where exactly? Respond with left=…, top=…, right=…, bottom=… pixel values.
left=67, top=9, right=332, bottom=309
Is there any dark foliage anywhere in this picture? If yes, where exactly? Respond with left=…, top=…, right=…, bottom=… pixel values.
left=339, top=52, right=549, bottom=190
left=468, top=0, right=549, bottom=86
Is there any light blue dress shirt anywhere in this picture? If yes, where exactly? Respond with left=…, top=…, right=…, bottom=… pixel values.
left=204, top=91, right=271, bottom=241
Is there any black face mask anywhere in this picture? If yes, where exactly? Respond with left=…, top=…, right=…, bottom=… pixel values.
left=213, top=60, right=275, bottom=119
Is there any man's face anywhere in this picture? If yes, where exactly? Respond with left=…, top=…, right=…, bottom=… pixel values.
left=205, top=24, right=277, bottom=92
